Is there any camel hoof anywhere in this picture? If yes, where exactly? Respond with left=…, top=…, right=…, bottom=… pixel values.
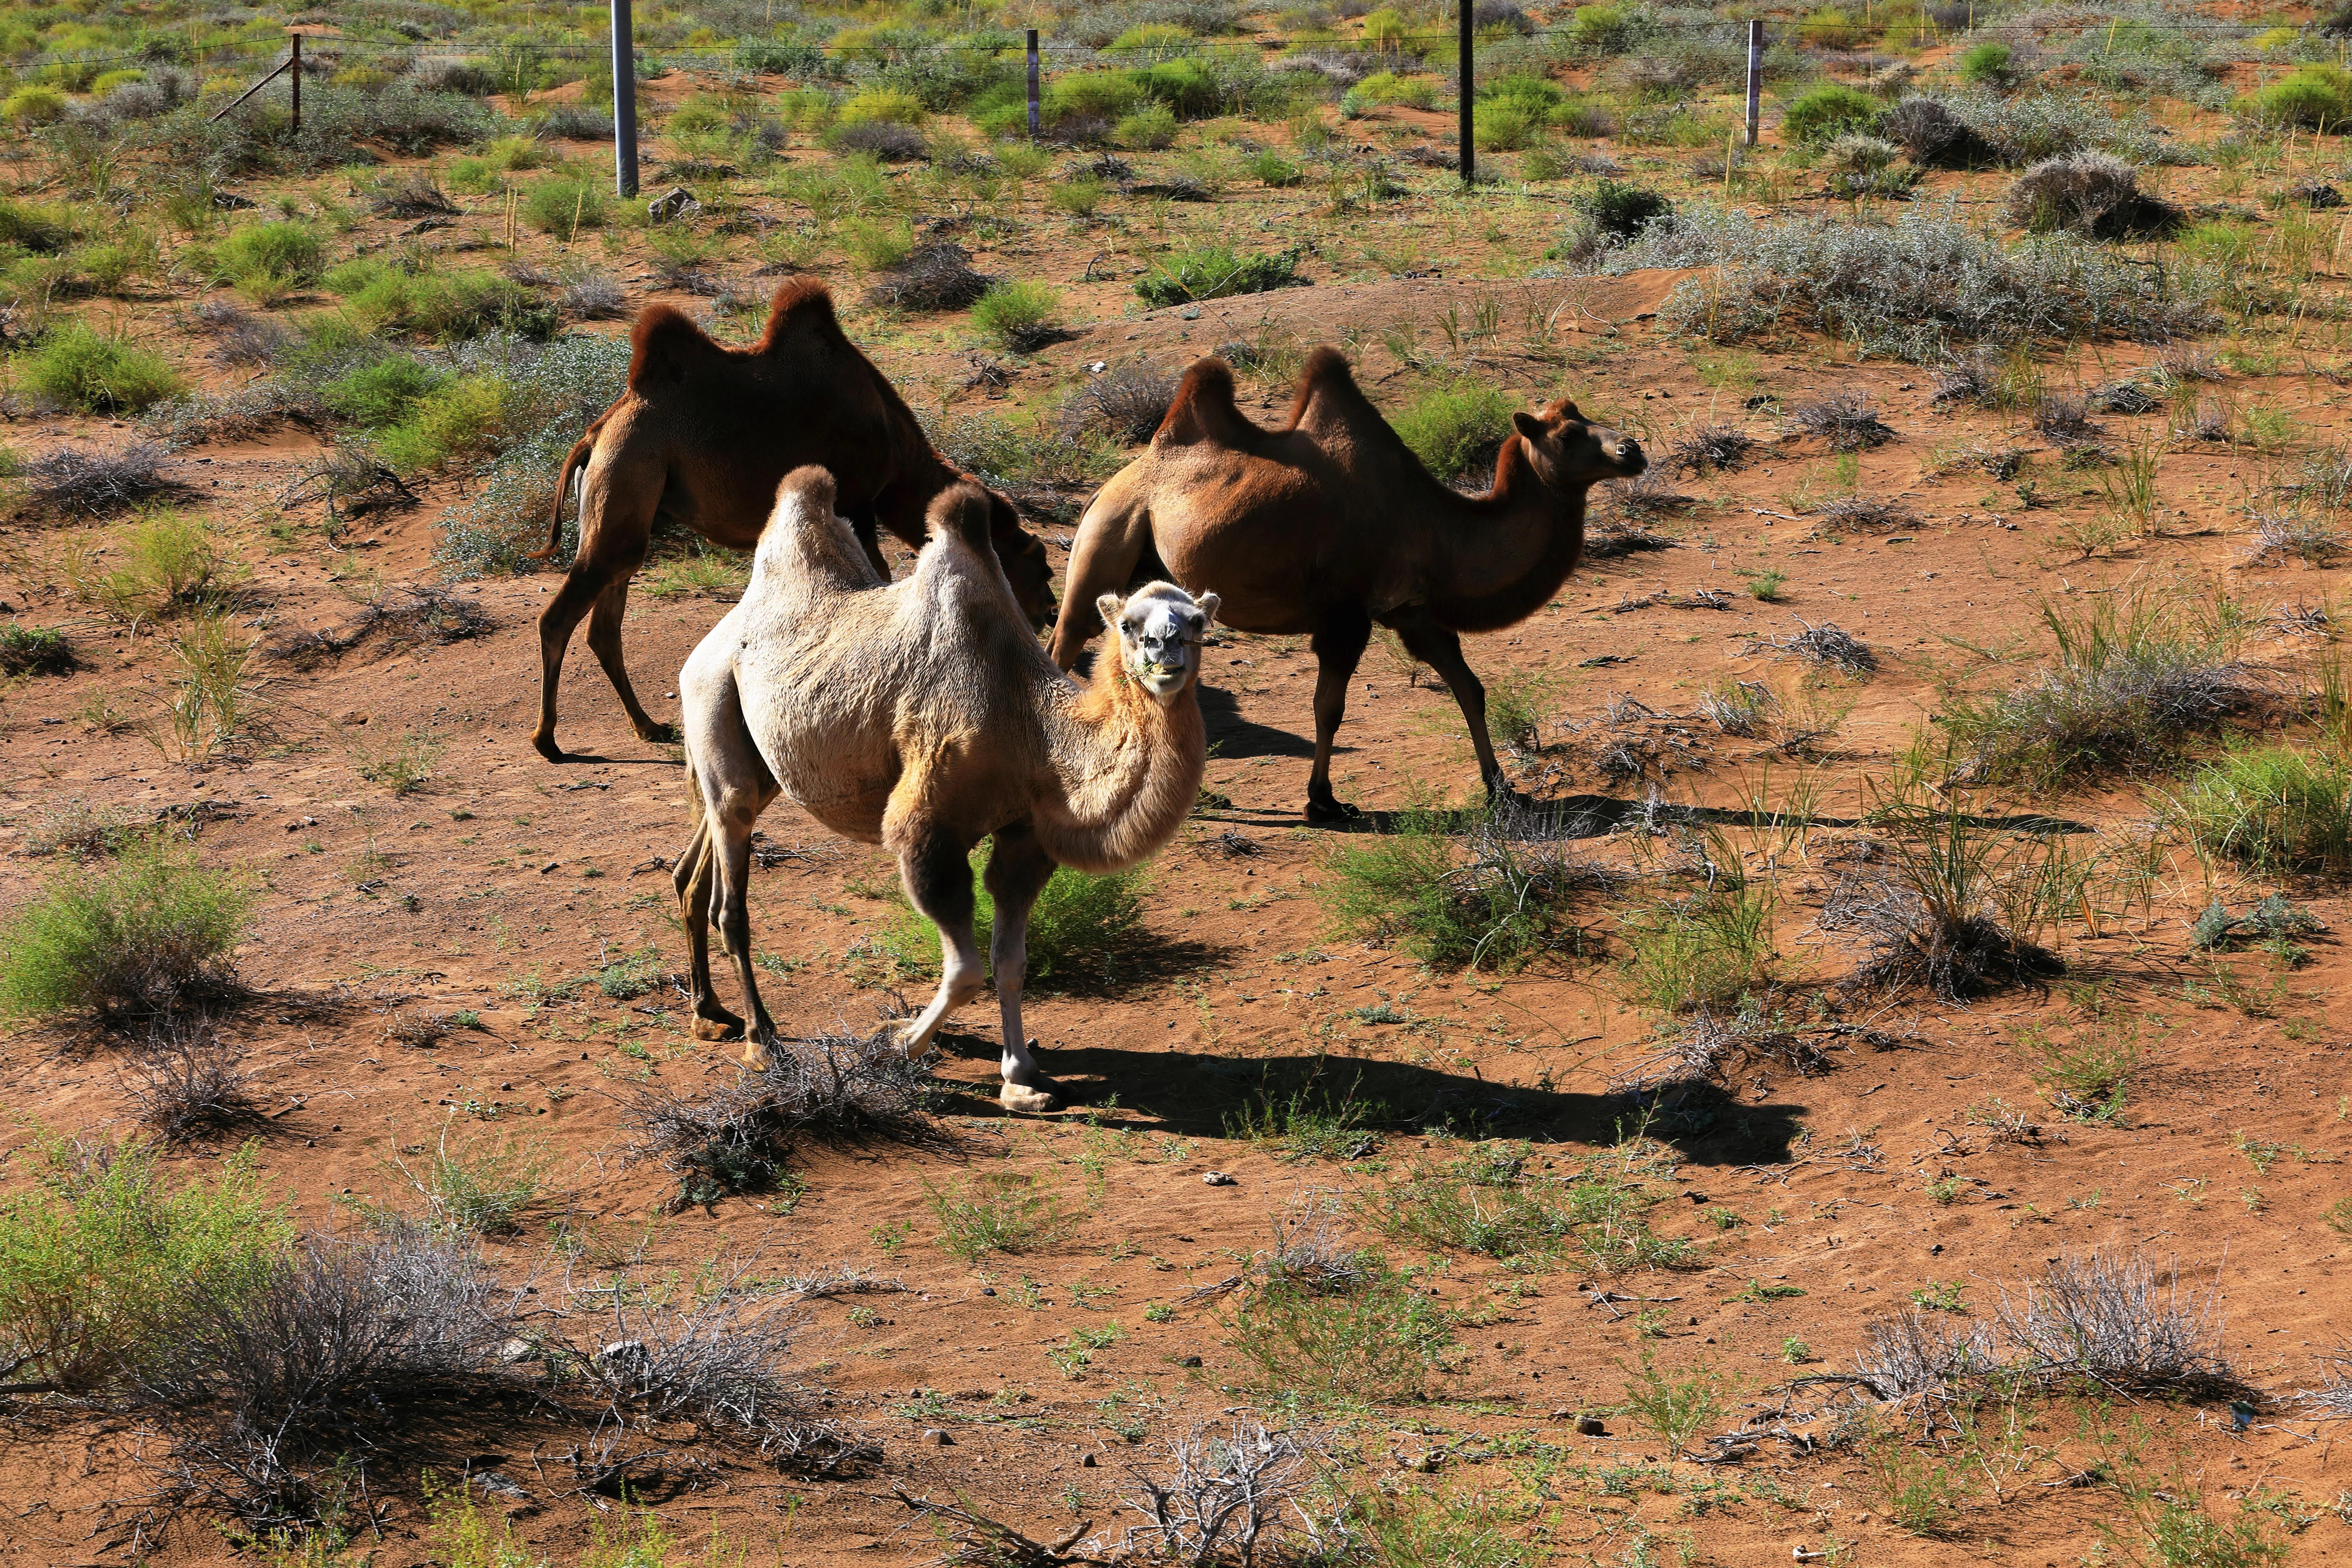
left=531, top=732, right=566, bottom=763
left=638, top=720, right=682, bottom=745
left=1305, top=796, right=1362, bottom=826
left=742, top=1043, right=773, bottom=1071
left=692, top=1012, right=745, bottom=1042
left=999, top=1079, right=1060, bottom=1114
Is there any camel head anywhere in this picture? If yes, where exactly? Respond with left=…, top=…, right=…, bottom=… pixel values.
left=1510, top=399, right=1646, bottom=491
left=1096, top=581, right=1220, bottom=703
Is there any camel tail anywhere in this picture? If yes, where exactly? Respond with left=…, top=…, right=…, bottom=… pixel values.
left=531, top=429, right=599, bottom=560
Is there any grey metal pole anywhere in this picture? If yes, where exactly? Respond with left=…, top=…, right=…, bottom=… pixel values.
left=1026, top=29, right=1040, bottom=139
left=1458, top=0, right=1474, bottom=183
left=1744, top=19, right=1762, bottom=147
left=611, top=0, right=639, bottom=199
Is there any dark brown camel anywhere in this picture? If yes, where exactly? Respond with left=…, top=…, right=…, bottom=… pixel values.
left=1047, top=348, right=1645, bottom=821
left=529, top=278, right=1056, bottom=761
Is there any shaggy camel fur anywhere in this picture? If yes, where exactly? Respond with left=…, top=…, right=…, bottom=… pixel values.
left=530, top=279, right=1056, bottom=761
left=673, top=466, right=1217, bottom=1112
left=1048, top=348, right=1646, bottom=821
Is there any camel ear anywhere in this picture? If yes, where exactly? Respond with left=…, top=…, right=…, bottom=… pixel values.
left=1096, top=592, right=1125, bottom=635
left=1196, top=592, right=1220, bottom=631
left=1511, top=411, right=1548, bottom=443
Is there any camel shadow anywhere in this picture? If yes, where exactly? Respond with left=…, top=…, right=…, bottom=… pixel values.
left=937, top=1047, right=1807, bottom=1167
left=1196, top=683, right=1317, bottom=762
left=1325, top=791, right=2096, bottom=840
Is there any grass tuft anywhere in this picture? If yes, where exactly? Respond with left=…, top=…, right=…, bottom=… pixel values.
left=0, top=836, right=254, bottom=1020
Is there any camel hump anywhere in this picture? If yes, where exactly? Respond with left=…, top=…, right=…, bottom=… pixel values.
left=1153, top=357, right=1261, bottom=450
left=1282, top=345, right=1370, bottom=429
left=628, top=304, right=723, bottom=391
left=775, top=464, right=839, bottom=520
left=927, top=480, right=995, bottom=556
left=754, top=277, right=847, bottom=354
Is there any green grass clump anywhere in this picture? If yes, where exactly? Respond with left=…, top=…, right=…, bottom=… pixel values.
left=1781, top=83, right=1884, bottom=143
left=970, top=279, right=1061, bottom=350
left=1115, top=102, right=1180, bottom=149
left=2237, top=64, right=2352, bottom=130
left=837, top=86, right=926, bottom=125
left=0, top=836, right=255, bottom=1019
left=0, top=197, right=71, bottom=253
left=1319, top=802, right=1584, bottom=972
left=1392, top=379, right=1516, bottom=480
left=62, top=512, right=237, bottom=624
left=1, top=85, right=67, bottom=125
left=880, top=853, right=1145, bottom=993
left=323, top=355, right=448, bottom=427
left=1045, top=68, right=1144, bottom=124
left=329, top=264, right=556, bottom=342
left=926, top=1171, right=1081, bottom=1263
left=355, top=1127, right=557, bottom=1237
left=520, top=177, right=609, bottom=235
left=1473, top=101, right=1538, bottom=151
left=0, top=1133, right=289, bottom=1393
left=213, top=221, right=325, bottom=290
left=1575, top=179, right=1673, bottom=243
left=374, top=375, right=514, bottom=473
left=1959, top=41, right=2014, bottom=85
left=0, top=623, right=72, bottom=676
left=1226, top=1081, right=1386, bottom=1161
left=1248, top=148, right=1303, bottom=186
left=1221, top=1255, right=1454, bottom=1404
left=2018, top=1019, right=2144, bottom=1123
left=23, top=321, right=183, bottom=414
left=2169, top=744, right=2352, bottom=875
left=1134, top=245, right=1300, bottom=307
left=1617, top=883, right=1777, bottom=1013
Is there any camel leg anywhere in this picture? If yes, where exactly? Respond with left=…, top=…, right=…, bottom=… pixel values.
left=534, top=445, right=665, bottom=762
left=1306, top=608, right=1373, bottom=825
left=883, top=832, right=990, bottom=1058
left=672, top=813, right=743, bottom=1042
left=681, top=667, right=782, bottom=1066
left=586, top=573, right=674, bottom=744
left=1048, top=502, right=1152, bottom=670
left=708, top=807, right=777, bottom=1066
left=531, top=566, right=613, bottom=762
left=846, top=507, right=894, bottom=582
left=1391, top=612, right=1517, bottom=808
left=983, top=825, right=1060, bottom=1114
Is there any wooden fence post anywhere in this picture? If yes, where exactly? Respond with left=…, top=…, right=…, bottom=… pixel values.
left=1745, top=19, right=1762, bottom=147
left=1457, top=0, right=1475, bottom=183
left=1027, top=29, right=1040, bottom=139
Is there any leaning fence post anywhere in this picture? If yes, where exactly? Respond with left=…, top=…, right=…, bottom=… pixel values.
left=1457, top=0, right=1475, bottom=183
left=1027, top=29, right=1041, bottom=139
left=289, top=31, right=300, bottom=134
left=611, top=0, right=640, bottom=199
left=1744, top=19, right=1762, bottom=147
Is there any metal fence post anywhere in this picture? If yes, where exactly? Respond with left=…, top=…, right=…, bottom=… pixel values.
left=1027, top=29, right=1040, bottom=139
left=612, top=0, right=639, bottom=199
left=1457, top=0, right=1474, bottom=183
left=289, top=32, right=300, bottom=134
left=1744, top=19, right=1762, bottom=147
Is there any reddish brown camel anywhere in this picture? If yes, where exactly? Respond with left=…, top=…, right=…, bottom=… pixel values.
left=1048, top=348, right=1646, bottom=821
left=529, top=279, right=1056, bottom=761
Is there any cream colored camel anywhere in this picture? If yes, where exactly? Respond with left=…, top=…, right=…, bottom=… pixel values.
left=672, top=466, right=1218, bottom=1112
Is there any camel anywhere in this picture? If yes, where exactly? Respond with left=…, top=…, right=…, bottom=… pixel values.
left=671, top=465, right=1218, bottom=1113
left=1047, top=348, right=1646, bottom=822
left=529, top=279, right=1057, bottom=762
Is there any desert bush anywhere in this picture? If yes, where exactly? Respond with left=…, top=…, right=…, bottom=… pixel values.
left=520, top=176, right=609, bottom=235
left=212, top=220, right=325, bottom=291
left=0, top=622, right=72, bottom=676
left=1614, top=201, right=2202, bottom=361
left=1888, top=98, right=1986, bottom=169
left=1319, top=798, right=1612, bottom=972
left=24, top=321, right=184, bottom=413
left=0, top=1132, right=289, bottom=1393
left=0, top=196, right=72, bottom=252
left=2004, top=153, right=2182, bottom=239
left=323, top=354, right=447, bottom=427
left=1567, top=180, right=1673, bottom=257
left=355, top=1124, right=557, bottom=1237
left=559, top=269, right=627, bottom=319
left=829, top=118, right=930, bottom=160
left=1117, top=102, right=1181, bottom=149
left=1617, top=1346, right=1730, bottom=1460
left=64, top=511, right=238, bottom=625
left=1782, top=84, right=1883, bottom=143
left=331, top=265, right=556, bottom=343
left=2238, top=64, right=2352, bottom=129
left=865, top=242, right=993, bottom=310
left=1226, top=1080, right=1386, bottom=1162
left=928, top=1171, right=1082, bottom=1263
left=1997, top=1251, right=2238, bottom=1397
left=1785, top=390, right=1895, bottom=450
left=1135, top=245, right=1300, bottom=307
left=124, top=1018, right=264, bottom=1141
left=1060, top=361, right=1177, bottom=443
left=2168, top=744, right=2352, bottom=875
left=2018, top=1017, right=2145, bottom=1122
left=1941, top=587, right=2268, bottom=785
left=1855, top=1308, right=1995, bottom=1397
left=19, top=442, right=175, bottom=518
left=1110, top=1421, right=1337, bottom=1565
left=1617, top=880, right=1778, bottom=1012
left=971, top=279, right=1062, bottom=351
left=881, top=853, right=1146, bottom=992
left=1958, top=41, right=2016, bottom=87
left=0, top=836, right=254, bottom=1019
left=1222, top=1254, right=1454, bottom=1403
left=1393, top=379, right=1515, bottom=480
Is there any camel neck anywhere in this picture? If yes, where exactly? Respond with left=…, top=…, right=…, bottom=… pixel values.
left=1036, top=662, right=1204, bottom=874
left=1423, top=443, right=1586, bottom=631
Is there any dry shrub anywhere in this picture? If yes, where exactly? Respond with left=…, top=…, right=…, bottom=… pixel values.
left=2033, top=394, right=2105, bottom=445
left=1996, top=1251, right=2239, bottom=1398
left=122, top=1017, right=263, bottom=1140
left=1855, top=1308, right=1996, bottom=1398
left=1747, top=618, right=1877, bottom=673
left=1814, top=495, right=1917, bottom=535
left=1785, top=392, right=1896, bottom=451
left=1059, top=360, right=1178, bottom=444
left=1106, top=1422, right=1340, bottom=1565
left=280, top=448, right=420, bottom=523
left=276, top=584, right=494, bottom=667
left=1885, top=97, right=1985, bottom=167
left=1820, top=796, right=2066, bottom=1000
left=202, top=306, right=294, bottom=368
left=20, top=443, right=176, bottom=518
left=2003, top=152, right=2183, bottom=240
left=1666, top=424, right=1755, bottom=476
left=1612, top=1005, right=1830, bottom=1093
left=559, top=271, right=627, bottom=319
left=865, top=242, right=994, bottom=311
left=367, top=169, right=458, bottom=218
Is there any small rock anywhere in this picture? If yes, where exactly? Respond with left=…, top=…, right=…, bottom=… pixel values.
left=497, top=1338, right=538, bottom=1364
left=1175, top=1355, right=1203, bottom=1368
left=1202, top=1171, right=1235, bottom=1186
left=540, top=860, right=561, bottom=874
left=648, top=186, right=701, bottom=222
left=1081, top=1453, right=1097, bottom=1467
left=981, top=1286, right=997, bottom=1296
left=1575, top=1415, right=1607, bottom=1437
left=471, top=1470, right=528, bottom=1499
left=924, top=1428, right=954, bottom=1446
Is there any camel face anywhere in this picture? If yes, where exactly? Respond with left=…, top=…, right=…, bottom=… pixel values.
left=1511, top=401, right=1647, bottom=490
left=1099, top=583, right=1219, bottom=703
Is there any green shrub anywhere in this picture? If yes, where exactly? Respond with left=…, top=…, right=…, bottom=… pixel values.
left=1138, top=56, right=1219, bottom=116
left=1618, top=1346, right=1732, bottom=1460
left=1225, top=1080, right=1387, bottom=1161
left=0, top=197, right=72, bottom=253
left=1045, top=69, right=1143, bottom=124
left=520, top=177, right=609, bottom=235
left=0, top=623, right=72, bottom=676
left=1483, top=73, right=1566, bottom=114
left=1221, top=1256, right=1455, bottom=1403
left=1617, top=883, right=1777, bottom=1013
left=0, top=1133, right=289, bottom=1393
left=1248, top=148, right=1304, bottom=186
left=62, top=512, right=236, bottom=623
left=334, top=267, right=556, bottom=342
left=23, top=322, right=183, bottom=413
left=2170, top=744, right=2352, bottom=875
left=1959, top=41, right=2014, bottom=85
left=1345, top=70, right=1435, bottom=113
left=1576, top=179, right=1673, bottom=241
left=213, top=221, right=324, bottom=288
left=433, top=334, right=634, bottom=577
left=879, top=851, right=1144, bottom=992
left=1, top=85, right=66, bottom=125
left=1360, top=1157, right=1654, bottom=1259
left=323, top=355, right=447, bottom=427
left=1115, top=102, right=1179, bottom=149
left=374, top=374, right=512, bottom=473
left=837, top=85, right=925, bottom=125
left=1565, top=3, right=1640, bottom=56
left=1318, top=800, right=1587, bottom=971
left=2238, top=65, right=2352, bottom=130
left=0, top=836, right=256, bottom=1019
left=355, top=1126, right=557, bottom=1237
left=926, top=1171, right=1081, bottom=1263
left=1392, top=380, right=1515, bottom=479
left=1781, top=84, right=1884, bottom=144
left=1135, top=245, right=1300, bottom=307
left=1474, top=101, right=1538, bottom=151
left=970, top=279, right=1061, bottom=350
